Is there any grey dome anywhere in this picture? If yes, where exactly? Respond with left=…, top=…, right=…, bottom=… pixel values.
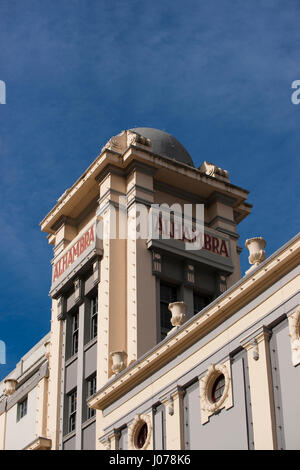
left=130, top=127, right=194, bottom=167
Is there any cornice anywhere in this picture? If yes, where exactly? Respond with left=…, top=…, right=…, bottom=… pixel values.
left=88, top=233, right=300, bottom=411
left=25, top=437, right=52, bottom=450
left=41, top=144, right=250, bottom=234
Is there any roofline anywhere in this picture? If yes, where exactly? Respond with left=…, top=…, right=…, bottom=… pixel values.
left=88, top=232, right=300, bottom=410
left=40, top=144, right=250, bottom=232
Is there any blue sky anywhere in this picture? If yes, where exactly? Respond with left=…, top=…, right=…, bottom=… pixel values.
left=0, top=0, right=299, bottom=380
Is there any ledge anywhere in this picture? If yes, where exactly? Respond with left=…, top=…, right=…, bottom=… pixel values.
left=25, top=437, right=52, bottom=450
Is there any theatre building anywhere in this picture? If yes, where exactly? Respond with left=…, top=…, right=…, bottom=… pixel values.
left=0, top=128, right=299, bottom=450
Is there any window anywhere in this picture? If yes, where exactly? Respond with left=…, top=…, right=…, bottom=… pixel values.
left=193, top=292, right=212, bottom=316
left=68, top=390, right=77, bottom=433
left=90, top=296, right=98, bottom=340
left=71, top=312, right=79, bottom=356
left=160, top=282, right=177, bottom=340
left=137, top=423, right=148, bottom=449
left=86, top=374, right=96, bottom=419
left=211, top=374, right=225, bottom=403
left=17, top=397, right=27, bottom=422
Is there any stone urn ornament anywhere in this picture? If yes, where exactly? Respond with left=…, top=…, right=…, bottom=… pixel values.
left=245, top=237, right=266, bottom=274
left=168, top=301, right=187, bottom=335
left=4, top=378, right=17, bottom=396
left=110, top=350, right=127, bottom=375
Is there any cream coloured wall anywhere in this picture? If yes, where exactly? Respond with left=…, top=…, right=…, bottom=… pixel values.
left=92, top=238, right=299, bottom=450
left=5, top=387, right=37, bottom=450
left=47, top=299, right=63, bottom=450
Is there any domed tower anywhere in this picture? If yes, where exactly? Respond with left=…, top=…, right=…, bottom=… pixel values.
left=40, top=127, right=251, bottom=449
left=130, top=127, right=194, bottom=166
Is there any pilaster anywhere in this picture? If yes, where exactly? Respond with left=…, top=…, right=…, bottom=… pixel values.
left=161, top=387, right=185, bottom=450
left=241, top=326, right=276, bottom=449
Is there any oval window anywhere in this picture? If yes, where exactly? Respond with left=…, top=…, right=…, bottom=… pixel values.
left=136, top=422, right=148, bottom=449
left=211, top=374, right=225, bottom=403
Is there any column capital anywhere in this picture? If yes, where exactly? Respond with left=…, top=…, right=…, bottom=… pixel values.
left=240, top=325, right=272, bottom=350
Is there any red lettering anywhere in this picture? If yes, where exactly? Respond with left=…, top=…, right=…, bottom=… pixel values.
left=73, top=242, right=79, bottom=259
left=62, top=254, right=68, bottom=273
left=204, top=234, right=212, bottom=251
left=53, top=264, right=59, bottom=282
left=212, top=237, right=219, bottom=254
left=79, top=237, right=85, bottom=255
left=58, top=259, right=62, bottom=277
left=52, top=224, right=95, bottom=284
left=85, top=232, right=89, bottom=247
left=89, top=225, right=95, bottom=242
left=67, top=250, right=73, bottom=266
left=219, top=240, right=229, bottom=257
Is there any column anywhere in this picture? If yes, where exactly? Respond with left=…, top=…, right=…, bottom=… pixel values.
left=162, top=387, right=185, bottom=450
left=241, top=326, right=276, bottom=449
left=75, top=301, right=85, bottom=449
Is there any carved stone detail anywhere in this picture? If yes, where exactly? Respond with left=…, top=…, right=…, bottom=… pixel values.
left=167, top=301, right=187, bottom=335
left=199, top=360, right=233, bottom=424
left=92, top=259, right=100, bottom=284
left=128, top=413, right=152, bottom=450
left=101, top=130, right=127, bottom=153
left=127, top=131, right=152, bottom=148
left=288, top=306, right=300, bottom=366
left=199, top=161, right=229, bottom=180
left=245, top=237, right=266, bottom=271
left=110, top=350, right=127, bottom=375
left=44, top=340, right=51, bottom=360
left=186, top=264, right=195, bottom=284
left=152, top=252, right=162, bottom=273
left=57, top=296, right=66, bottom=321
left=74, top=278, right=83, bottom=302
left=4, top=378, right=18, bottom=396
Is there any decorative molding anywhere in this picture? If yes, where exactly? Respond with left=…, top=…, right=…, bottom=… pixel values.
left=207, top=191, right=237, bottom=208
left=127, top=131, right=152, bottom=148
left=92, top=259, right=100, bottom=284
left=199, top=161, right=230, bottom=181
left=153, top=180, right=205, bottom=205
left=25, top=437, right=52, bottom=450
left=57, top=296, right=66, bottom=320
left=218, top=274, right=227, bottom=294
left=127, top=413, right=152, bottom=450
left=50, top=215, right=76, bottom=233
left=74, top=278, right=83, bottom=303
left=6, top=364, right=48, bottom=411
left=207, top=215, right=236, bottom=228
left=125, top=161, right=157, bottom=178
left=95, top=164, right=125, bottom=184
left=185, top=264, right=195, bottom=285
left=288, top=305, right=300, bottom=366
left=199, top=360, right=233, bottom=424
left=152, top=252, right=162, bottom=273
left=216, top=227, right=239, bottom=240
left=99, top=436, right=111, bottom=450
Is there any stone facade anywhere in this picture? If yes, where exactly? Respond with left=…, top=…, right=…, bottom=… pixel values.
left=0, top=128, right=299, bottom=450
